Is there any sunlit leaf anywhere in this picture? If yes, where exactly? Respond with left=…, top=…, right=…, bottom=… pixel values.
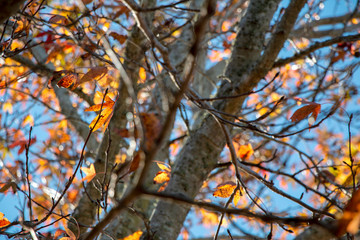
left=85, top=95, right=115, bottom=132
left=0, top=212, right=11, bottom=228
left=22, top=115, right=34, bottom=127
left=57, top=73, right=79, bottom=89
left=213, top=181, right=236, bottom=198
left=153, top=171, right=170, bottom=184
left=80, top=163, right=96, bottom=182
left=233, top=189, right=241, bottom=207
left=119, top=230, right=142, bottom=240
left=2, top=102, right=13, bottom=114
left=237, top=143, right=254, bottom=160
left=139, top=67, right=146, bottom=83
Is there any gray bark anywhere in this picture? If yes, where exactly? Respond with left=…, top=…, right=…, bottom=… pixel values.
left=146, top=1, right=308, bottom=239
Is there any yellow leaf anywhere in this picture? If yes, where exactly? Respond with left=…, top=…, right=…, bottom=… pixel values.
left=3, top=102, right=13, bottom=114
left=153, top=171, right=170, bottom=184
left=139, top=67, right=146, bottom=83
left=81, top=163, right=96, bottom=182
left=85, top=95, right=115, bottom=132
left=22, top=115, right=34, bottom=127
left=156, top=162, right=171, bottom=172
left=119, top=230, right=143, bottom=240
left=237, top=143, right=254, bottom=160
left=213, top=181, right=236, bottom=198
left=233, top=189, right=241, bottom=207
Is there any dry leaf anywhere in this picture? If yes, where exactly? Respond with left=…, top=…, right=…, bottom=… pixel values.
left=80, top=163, right=96, bottom=182
left=109, top=32, right=127, bottom=44
left=49, top=15, right=68, bottom=25
left=128, top=151, right=144, bottom=173
left=290, top=100, right=321, bottom=127
left=213, top=181, right=236, bottom=198
left=57, top=73, right=79, bottom=89
left=78, top=66, right=108, bottom=85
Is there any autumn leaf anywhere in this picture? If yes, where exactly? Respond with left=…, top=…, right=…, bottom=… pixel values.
left=8, top=137, right=36, bottom=154
left=337, top=188, right=360, bottom=236
left=153, top=162, right=171, bottom=192
left=85, top=95, right=115, bottom=132
left=290, top=99, right=321, bottom=127
left=59, top=226, right=77, bottom=240
left=128, top=151, right=144, bottom=173
left=57, top=73, right=79, bottom=89
left=139, top=67, right=146, bottom=83
left=0, top=212, right=11, bottom=228
left=49, top=15, right=68, bottom=25
left=2, top=102, right=13, bottom=114
left=236, top=143, right=254, bottom=160
left=119, top=230, right=143, bottom=240
left=80, top=163, right=96, bottom=182
left=0, top=182, right=17, bottom=194
left=22, top=115, right=34, bottom=127
left=115, top=113, right=161, bottom=150
left=233, top=189, right=241, bottom=207
left=109, top=32, right=127, bottom=44
left=213, top=181, right=236, bottom=198
left=78, top=66, right=108, bottom=85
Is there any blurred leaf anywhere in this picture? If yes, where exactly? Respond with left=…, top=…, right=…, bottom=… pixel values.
left=337, top=188, right=360, bottom=236
left=213, top=181, right=236, bottom=198
left=81, top=163, right=96, bottom=182
left=119, top=230, right=142, bottom=240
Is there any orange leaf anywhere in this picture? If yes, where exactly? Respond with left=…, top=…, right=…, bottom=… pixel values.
left=49, top=15, right=68, bottom=25
left=290, top=102, right=321, bottom=126
left=81, top=163, right=96, bottom=182
left=153, top=171, right=170, bottom=184
left=213, top=181, right=236, bottom=198
left=78, top=66, right=108, bottom=85
left=59, top=226, right=77, bottom=240
left=120, top=230, right=143, bottom=240
left=233, top=189, right=241, bottom=206
left=139, top=67, right=146, bottom=83
left=109, top=32, right=127, bottom=44
left=57, top=73, right=79, bottom=89
left=237, top=143, right=254, bottom=160
left=0, top=212, right=11, bottom=228
left=337, top=188, right=360, bottom=236
left=85, top=95, right=115, bottom=132
left=156, top=162, right=171, bottom=172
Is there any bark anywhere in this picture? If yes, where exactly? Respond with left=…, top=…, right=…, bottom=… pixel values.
left=146, top=0, right=307, bottom=239
left=0, top=0, right=26, bottom=23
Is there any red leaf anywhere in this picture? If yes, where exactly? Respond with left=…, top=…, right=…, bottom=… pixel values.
left=290, top=101, right=321, bottom=126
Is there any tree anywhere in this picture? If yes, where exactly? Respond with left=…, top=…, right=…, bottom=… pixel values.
left=1, top=0, right=360, bottom=239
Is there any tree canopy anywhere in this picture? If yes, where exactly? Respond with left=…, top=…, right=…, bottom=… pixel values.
left=1, top=0, right=360, bottom=239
